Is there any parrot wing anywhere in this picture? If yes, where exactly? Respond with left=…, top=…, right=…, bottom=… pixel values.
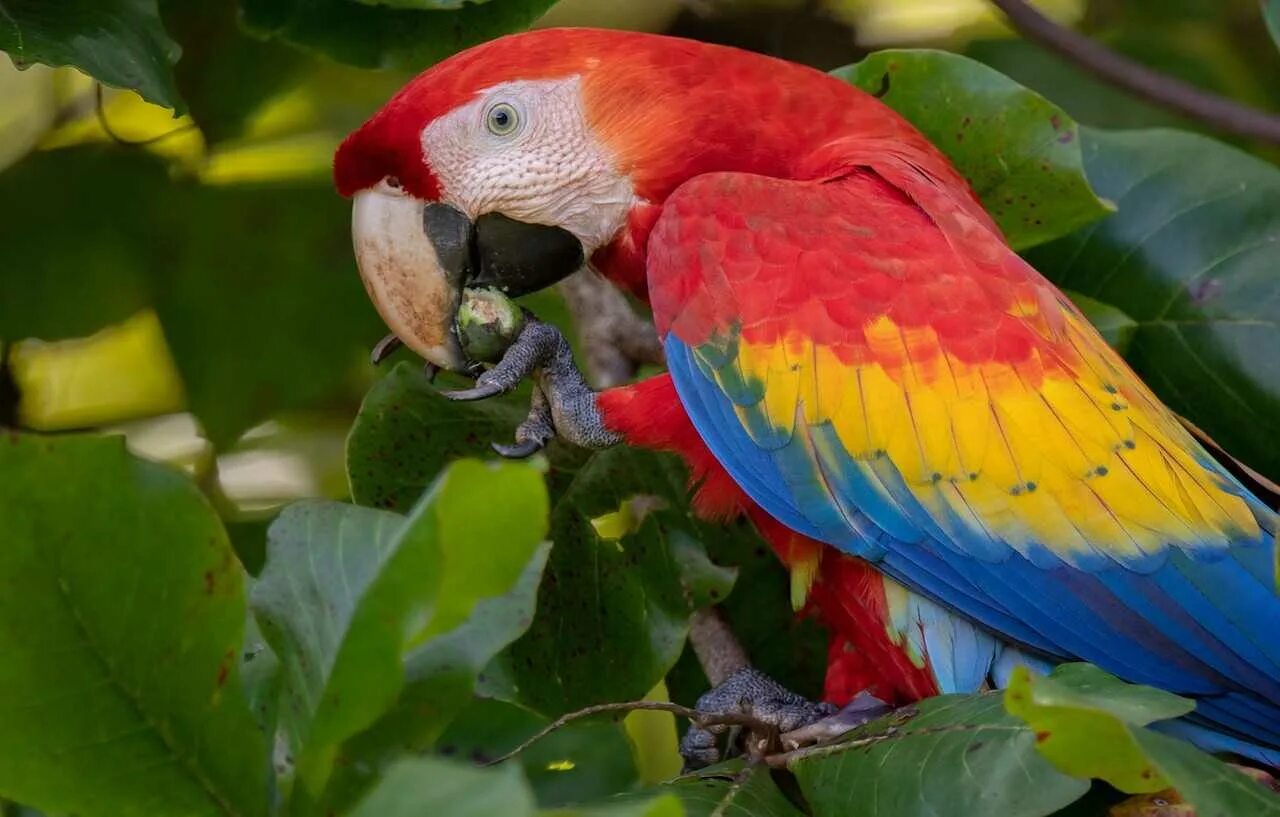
left=648, top=168, right=1280, bottom=745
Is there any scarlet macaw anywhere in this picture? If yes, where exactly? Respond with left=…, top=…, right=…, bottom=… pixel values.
left=333, top=29, right=1280, bottom=765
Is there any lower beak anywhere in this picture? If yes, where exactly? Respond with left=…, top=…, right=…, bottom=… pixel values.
left=351, top=192, right=584, bottom=373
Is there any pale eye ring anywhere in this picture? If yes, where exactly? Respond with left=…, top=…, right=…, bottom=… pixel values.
left=485, top=102, right=520, bottom=136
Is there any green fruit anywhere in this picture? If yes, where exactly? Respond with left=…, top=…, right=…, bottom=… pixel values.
left=456, top=287, right=526, bottom=363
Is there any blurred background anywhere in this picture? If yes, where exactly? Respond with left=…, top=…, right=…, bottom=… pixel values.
left=1, top=0, right=1277, bottom=563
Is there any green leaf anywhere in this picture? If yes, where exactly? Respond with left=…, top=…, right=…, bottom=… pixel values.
left=499, top=455, right=706, bottom=714
left=348, top=364, right=732, bottom=715
left=670, top=529, right=738, bottom=610
left=160, top=0, right=305, bottom=144
left=0, top=149, right=155, bottom=341
left=314, top=544, right=552, bottom=813
left=548, top=794, right=687, bottom=817
left=240, top=0, right=556, bottom=70
left=1133, top=729, right=1280, bottom=816
left=832, top=49, right=1113, bottom=250
left=1012, top=663, right=1195, bottom=727
left=1267, top=0, right=1280, bottom=51
left=347, top=756, right=536, bottom=817
left=347, top=363, right=536, bottom=512
left=0, top=433, right=267, bottom=817
left=1006, top=664, right=1280, bottom=814
left=147, top=177, right=383, bottom=447
left=1004, top=664, right=1193, bottom=792
left=646, top=763, right=805, bottom=817
left=251, top=459, right=547, bottom=804
left=0, top=0, right=182, bottom=110
left=1025, top=128, right=1280, bottom=483
left=791, top=693, right=1089, bottom=817
left=437, top=699, right=639, bottom=808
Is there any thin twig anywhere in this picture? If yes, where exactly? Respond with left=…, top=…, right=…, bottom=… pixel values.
left=762, top=723, right=1023, bottom=767
left=710, top=763, right=759, bottom=817
left=987, top=0, right=1280, bottom=144
left=483, top=700, right=774, bottom=767
left=94, top=84, right=196, bottom=148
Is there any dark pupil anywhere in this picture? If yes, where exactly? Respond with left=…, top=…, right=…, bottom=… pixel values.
left=493, top=109, right=509, bottom=127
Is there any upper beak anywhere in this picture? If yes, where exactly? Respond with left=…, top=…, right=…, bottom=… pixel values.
left=351, top=191, right=584, bottom=372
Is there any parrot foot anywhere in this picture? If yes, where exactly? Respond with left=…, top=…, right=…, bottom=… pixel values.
left=492, top=387, right=555, bottom=458
left=440, top=318, right=622, bottom=455
left=679, top=667, right=888, bottom=770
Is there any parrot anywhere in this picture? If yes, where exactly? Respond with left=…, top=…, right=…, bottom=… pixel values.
left=332, top=28, right=1280, bottom=768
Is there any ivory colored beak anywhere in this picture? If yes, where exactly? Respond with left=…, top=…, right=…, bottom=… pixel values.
left=351, top=190, right=471, bottom=372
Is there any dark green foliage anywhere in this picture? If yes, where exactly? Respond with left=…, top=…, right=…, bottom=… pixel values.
left=0, top=0, right=182, bottom=109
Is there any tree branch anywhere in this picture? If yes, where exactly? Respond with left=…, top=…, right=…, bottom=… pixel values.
left=556, top=269, right=664, bottom=389
left=689, top=607, right=751, bottom=686
left=987, top=0, right=1280, bottom=144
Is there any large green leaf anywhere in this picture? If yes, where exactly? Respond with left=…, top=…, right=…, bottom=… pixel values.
left=250, top=459, right=547, bottom=805
left=1025, top=128, right=1280, bottom=483
left=0, top=433, right=267, bottom=817
left=314, top=543, right=552, bottom=813
left=1267, top=0, right=1280, bottom=50
left=1007, top=664, right=1280, bottom=813
left=0, top=0, right=182, bottom=110
left=833, top=50, right=1113, bottom=250
left=240, top=0, right=556, bottom=70
left=790, top=694, right=1089, bottom=817
left=1004, top=664, right=1194, bottom=792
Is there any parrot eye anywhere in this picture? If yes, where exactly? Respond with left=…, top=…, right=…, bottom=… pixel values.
left=485, top=102, right=520, bottom=137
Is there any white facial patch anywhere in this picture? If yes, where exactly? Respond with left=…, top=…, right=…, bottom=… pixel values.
left=420, top=76, right=636, bottom=253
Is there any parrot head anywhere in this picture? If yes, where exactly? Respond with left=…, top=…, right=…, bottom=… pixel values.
left=334, top=27, right=925, bottom=371
left=335, top=28, right=660, bottom=372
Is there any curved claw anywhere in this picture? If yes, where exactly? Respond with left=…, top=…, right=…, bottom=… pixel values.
left=440, top=382, right=505, bottom=402
left=492, top=438, right=546, bottom=459
left=371, top=334, right=403, bottom=366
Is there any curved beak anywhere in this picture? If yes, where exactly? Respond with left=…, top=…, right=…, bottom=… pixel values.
left=351, top=192, right=584, bottom=373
